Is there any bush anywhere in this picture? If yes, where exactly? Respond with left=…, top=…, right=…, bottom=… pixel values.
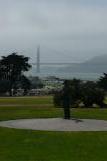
left=54, top=79, right=106, bottom=109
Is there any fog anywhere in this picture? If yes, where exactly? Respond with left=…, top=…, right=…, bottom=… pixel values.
left=0, top=0, right=107, bottom=63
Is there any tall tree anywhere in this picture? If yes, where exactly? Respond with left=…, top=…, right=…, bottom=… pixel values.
left=0, top=53, right=31, bottom=95
left=54, top=79, right=82, bottom=119
left=54, top=78, right=106, bottom=118
left=20, top=75, right=31, bottom=95
left=62, top=80, right=71, bottom=119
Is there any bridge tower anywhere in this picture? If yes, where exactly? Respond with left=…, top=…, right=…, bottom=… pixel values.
left=36, top=45, right=40, bottom=73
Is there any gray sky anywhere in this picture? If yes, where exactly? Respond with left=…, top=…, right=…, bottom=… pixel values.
left=0, top=0, right=107, bottom=63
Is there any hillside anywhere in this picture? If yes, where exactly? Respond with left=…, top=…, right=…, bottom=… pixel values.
left=28, top=55, right=107, bottom=76
left=58, top=55, right=107, bottom=73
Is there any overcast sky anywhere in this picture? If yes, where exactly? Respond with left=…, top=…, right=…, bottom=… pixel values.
left=0, top=0, right=107, bottom=63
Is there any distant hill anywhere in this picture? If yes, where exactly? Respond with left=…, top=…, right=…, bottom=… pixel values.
left=58, top=55, right=107, bottom=73
left=27, top=55, right=107, bottom=76
left=85, top=54, right=107, bottom=65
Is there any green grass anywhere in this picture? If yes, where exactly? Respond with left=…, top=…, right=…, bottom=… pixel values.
left=0, top=96, right=53, bottom=105
left=0, top=128, right=107, bottom=161
left=72, top=108, right=107, bottom=120
left=1, top=105, right=107, bottom=121
left=0, top=96, right=107, bottom=161
left=0, top=106, right=63, bottom=121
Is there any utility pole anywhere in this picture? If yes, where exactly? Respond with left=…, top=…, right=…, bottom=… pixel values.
left=37, top=45, right=40, bottom=73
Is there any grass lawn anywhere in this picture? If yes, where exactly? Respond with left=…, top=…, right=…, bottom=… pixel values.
left=0, top=96, right=53, bottom=105
left=0, top=96, right=107, bottom=161
left=1, top=128, right=107, bottom=161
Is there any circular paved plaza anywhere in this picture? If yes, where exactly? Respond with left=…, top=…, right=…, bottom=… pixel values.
left=0, top=118, right=107, bottom=131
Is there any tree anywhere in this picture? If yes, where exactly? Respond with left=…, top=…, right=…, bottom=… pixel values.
left=54, top=78, right=106, bottom=116
left=81, top=81, right=97, bottom=107
left=0, top=80, right=11, bottom=95
left=68, top=79, right=82, bottom=107
left=81, top=81, right=106, bottom=108
left=97, top=73, right=107, bottom=91
left=54, top=79, right=82, bottom=119
left=62, top=80, right=71, bottom=119
left=54, top=80, right=71, bottom=119
left=20, top=75, right=31, bottom=95
left=0, top=53, right=31, bottom=96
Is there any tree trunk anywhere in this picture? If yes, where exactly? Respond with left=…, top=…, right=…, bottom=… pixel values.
left=63, top=99, right=71, bottom=119
left=62, top=80, right=71, bottom=119
left=64, top=107, right=70, bottom=119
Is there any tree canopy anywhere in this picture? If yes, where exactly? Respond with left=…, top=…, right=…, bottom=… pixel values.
left=54, top=78, right=106, bottom=119
left=0, top=53, right=31, bottom=95
left=97, top=73, right=107, bottom=91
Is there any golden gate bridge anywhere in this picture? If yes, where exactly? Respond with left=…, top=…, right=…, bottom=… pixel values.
left=32, top=46, right=77, bottom=73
